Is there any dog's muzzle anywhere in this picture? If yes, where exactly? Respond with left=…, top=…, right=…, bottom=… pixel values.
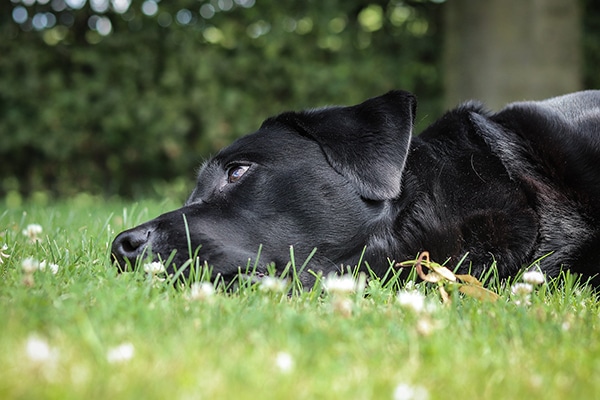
left=111, top=226, right=154, bottom=270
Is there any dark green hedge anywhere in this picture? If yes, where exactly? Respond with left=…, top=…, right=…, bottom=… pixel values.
left=2, top=0, right=598, bottom=199
left=1, top=0, right=445, bottom=199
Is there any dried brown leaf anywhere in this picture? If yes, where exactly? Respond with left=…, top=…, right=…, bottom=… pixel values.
left=414, top=252, right=430, bottom=281
left=458, top=284, right=500, bottom=302
left=430, top=265, right=457, bottom=282
left=439, top=285, right=451, bottom=304
left=456, top=274, right=483, bottom=286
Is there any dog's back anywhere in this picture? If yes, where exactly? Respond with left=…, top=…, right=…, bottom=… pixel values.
left=539, top=90, right=600, bottom=136
left=491, top=91, right=600, bottom=283
left=493, top=91, right=600, bottom=199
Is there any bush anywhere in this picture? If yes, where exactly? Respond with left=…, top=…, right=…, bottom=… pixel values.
left=3, top=0, right=598, bottom=198
left=1, top=0, right=444, bottom=198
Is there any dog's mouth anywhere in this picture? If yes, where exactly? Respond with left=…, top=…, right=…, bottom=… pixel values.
left=113, top=248, right=278, bottom=288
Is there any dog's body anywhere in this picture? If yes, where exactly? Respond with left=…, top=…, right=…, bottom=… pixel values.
left=112, top=90, right=600, bottom=286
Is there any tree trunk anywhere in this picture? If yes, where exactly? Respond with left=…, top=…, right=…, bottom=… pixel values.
left=444, top=0, right=582, bottom=110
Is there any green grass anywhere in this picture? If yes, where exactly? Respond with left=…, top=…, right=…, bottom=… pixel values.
left=1, top=198, right=599, bottom=399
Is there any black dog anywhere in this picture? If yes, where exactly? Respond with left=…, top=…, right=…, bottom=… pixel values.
left=111, top=90, right=600, bottom=286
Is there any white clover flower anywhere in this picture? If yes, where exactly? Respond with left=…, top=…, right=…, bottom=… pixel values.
left=0, top=244, right=10, bottom=263
left=511, top=282, right=533, bottom=306
left=275, top=351, right=294, bottom=373
left=511, top=282, right=533, bottom=296
left=331, top=296, right=353, bottom=317
left=415, top=318, right=437, bottom=337
left=189, top=282, right=215, bottom=301
left=393, top=383, right=429, bottom=400
left=259, top=276, right=288, bottom=293
left=143, top=261, right=165, bottom=276
left=40, top=260, right=59, bottom=274
left=22, top=224, right=43, bottom=242
left=25, top=335, right=56, bottom=363
left=522, top=270, right=545, bottom=285
left=513, top=297, right=532, bottom=307
left=21, top=257, right=40, bottom=274
left=397, top=290, right=426, bottom=314
left=107, top=343, right=135, bottom=364
left=322, top=274, right=357, bottom=295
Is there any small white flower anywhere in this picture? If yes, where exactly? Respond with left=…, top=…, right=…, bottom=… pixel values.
left=415, top=318, right=437, bottom=337
left=275, top=352, right=294, bottom=373
left=40, top=260, right=59, bottom=274
left=25, top=335, right=55, bottom=363
left=393, top=383, right=429, bottom=400
left=0, top=244, right=10, bottom=263
left=322, top=274, right=357, bottom=295
left=21, top=257, right=40, bottom=274
left=22, top=224, right=43, bottom=242
left=511, top=282, right=533, bottom=306
left=143, top=261, right=165, bottom=276
left=397, top=290, right=426, bottom=313
left=107, top=343, right=135, bottom=364
left=511, top=282, right=533, bottom=296
left=522, top=270, right=545, bottom=285
left=332, top=296, right=353, bottom=317
left=513, top=296, right=532, bottom=307
left=259, top=276, right=288, bottom=293
left=189, top=282, right=215, bottom=301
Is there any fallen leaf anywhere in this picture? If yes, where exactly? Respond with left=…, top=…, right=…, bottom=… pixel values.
left=456, top=274, right=483, bottom=286
left=398, top=252, right=500, bottom=303
left=430, top=264, right=457, bottom=282
left=458, top=284, right=500, bottom=302
left=439, top=285, right=451, bottom=304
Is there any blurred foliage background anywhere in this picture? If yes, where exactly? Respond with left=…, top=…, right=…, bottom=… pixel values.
left=1, top=0, right=598, bottom=201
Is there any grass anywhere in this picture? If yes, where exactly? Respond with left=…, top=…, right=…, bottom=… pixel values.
left=1, top=197, right=600, bottom=399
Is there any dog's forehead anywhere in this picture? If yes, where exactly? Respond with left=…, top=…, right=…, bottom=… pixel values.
left=214, top=124, right=317, bottom=164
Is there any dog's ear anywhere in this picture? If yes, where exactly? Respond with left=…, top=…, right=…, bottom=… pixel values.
left=270, top=90, right=416, bottom=200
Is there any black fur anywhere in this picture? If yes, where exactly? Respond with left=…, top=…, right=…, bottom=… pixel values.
left=111, top=90, right=600, bottom=286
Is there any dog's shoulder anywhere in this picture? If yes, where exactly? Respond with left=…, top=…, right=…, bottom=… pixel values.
left=491, top=91, right=600, bottom=198
left=494, top=90, right=600, bottom=138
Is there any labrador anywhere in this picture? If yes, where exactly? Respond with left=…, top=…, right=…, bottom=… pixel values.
left=111, top=90, right=600, bottom=286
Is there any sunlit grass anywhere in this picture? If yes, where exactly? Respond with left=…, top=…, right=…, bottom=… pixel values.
left=1, top=198, right=599, bottom=399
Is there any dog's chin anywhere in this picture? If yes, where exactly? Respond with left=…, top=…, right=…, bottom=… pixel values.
left=113, top=247, right=287, bottom=287
left=155, top=255, right=272, bottom=285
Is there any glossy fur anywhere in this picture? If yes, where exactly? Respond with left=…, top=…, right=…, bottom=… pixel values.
left=111, top=90, right=600, bottom=286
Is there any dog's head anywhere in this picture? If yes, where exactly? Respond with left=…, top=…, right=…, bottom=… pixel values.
left=111, top=90, right=416, bottom=284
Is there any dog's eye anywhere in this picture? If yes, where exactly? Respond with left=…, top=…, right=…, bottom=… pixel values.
left=227, top=165, right=249, bottom=184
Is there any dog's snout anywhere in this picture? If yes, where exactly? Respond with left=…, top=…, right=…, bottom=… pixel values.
left=111, top=228, right=152, bottom=270
left=121, top=229, right=149, bottom=253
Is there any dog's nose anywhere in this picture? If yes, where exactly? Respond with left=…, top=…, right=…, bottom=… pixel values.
left=111, top=228, right=151, bottom=270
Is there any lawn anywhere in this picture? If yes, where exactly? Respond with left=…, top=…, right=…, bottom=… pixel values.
left=1, top=197, right=599, bottom=399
